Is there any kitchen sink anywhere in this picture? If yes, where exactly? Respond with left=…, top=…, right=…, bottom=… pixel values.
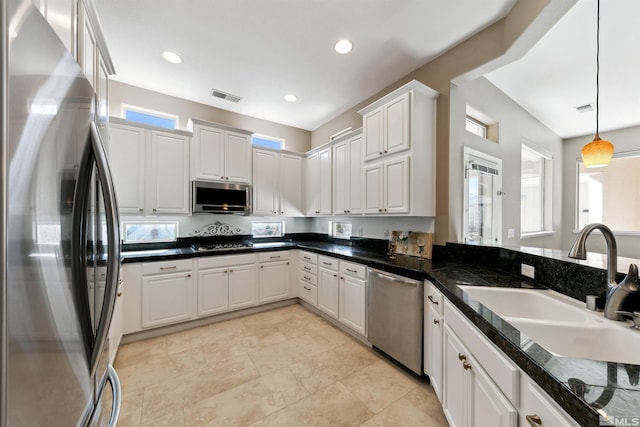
left=460, top=286, right=592, bottom=323
left=459, top=285, right=640, bottom=364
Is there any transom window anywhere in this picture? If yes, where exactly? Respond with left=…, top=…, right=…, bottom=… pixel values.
left=252, top=134, right=284, bottom=150
left=123, top=105, right=178, bottom=129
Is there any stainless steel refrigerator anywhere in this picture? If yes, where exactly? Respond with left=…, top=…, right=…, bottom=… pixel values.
left=1, top=0, right=122, bottom=425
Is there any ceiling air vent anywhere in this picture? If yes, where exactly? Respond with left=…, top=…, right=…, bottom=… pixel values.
left=211, top=89, right=243, bottom=103
left=576, top=103, right=594, bottom=113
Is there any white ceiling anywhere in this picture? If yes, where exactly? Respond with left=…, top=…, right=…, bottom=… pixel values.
left=486, top=0, right=640, bottom=139
left=94, top=0, right=518, bottom=131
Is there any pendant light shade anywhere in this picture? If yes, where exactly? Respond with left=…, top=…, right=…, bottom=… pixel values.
left=581, top=134, right=614, bottom=167
left=582, top=0, right=614, bottom=168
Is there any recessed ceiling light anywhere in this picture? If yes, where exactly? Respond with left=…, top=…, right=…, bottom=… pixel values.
left=334, top=39, right=353, bottom=54
left=161, top=51, right=183, bottom=64
left=284, top=94, right=298, bottom=102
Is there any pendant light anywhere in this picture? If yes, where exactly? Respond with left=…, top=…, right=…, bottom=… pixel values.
left=581, top=0, right=614, bottom=168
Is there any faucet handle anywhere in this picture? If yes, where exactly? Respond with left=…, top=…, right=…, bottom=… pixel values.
left=615, top=311, right=640, bottom=329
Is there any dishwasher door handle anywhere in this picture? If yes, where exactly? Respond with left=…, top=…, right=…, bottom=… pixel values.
left=370, top=270, right=418, bottom=287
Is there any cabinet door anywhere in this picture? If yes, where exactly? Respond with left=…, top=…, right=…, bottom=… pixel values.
left=198, top=267, right=229, bottom=317
left=384, top=91, right=411, bottom=155
left=108, top=284, right=124, bottom=364
left=252, top=149, right=279, bottom=216
left=228, top=263, right=257, bottom=310
left=109, top=123, right=146, bottom=214
left=142, top=272, right=193, bottom=329
left=443, top=324, right=468, bottom=427
left=225, top=131, right=252, bottom=183
left=280, top=153, right=303, bottom=216
left=96, top=54, right=110, bottom=149
left=318, top=267, right=339, bottom=319
left=471, top=359, right=518, bottom=427
left=333, top=140, right=349, bottom=214
left=363, top=107, right=384, bottom=161
left=348, top=135, right=364, bottom=214
left=78, top=0, right=96, bottom=89
left=426, top=305, right=443, bottom=401
left=318, top=148, right=332, bottom=214
left=339, top=275, right=366, bottom=335
left=122, top=263, right=142, bottom=334
left=149, top=130, right=190, bottom=214
left=384, top=156, right=410, bottom=214
left=364, top=162, right=383, bottom=214
left=259, top=260, right=290, bottom=303
left=305, top=152, right=320, bottom=215
left=519, top=377, right=579, bottom=427
left=193, top=125, right=225, bottom=180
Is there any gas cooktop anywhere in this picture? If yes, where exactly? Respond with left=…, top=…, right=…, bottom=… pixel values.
left=190, top=242, right=253, bottom=252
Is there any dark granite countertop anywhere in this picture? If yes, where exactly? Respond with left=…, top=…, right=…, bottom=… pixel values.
left=121, top=239, right=639, bottom=425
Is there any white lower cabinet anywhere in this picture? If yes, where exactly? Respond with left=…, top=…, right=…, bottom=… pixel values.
left=258, top=251, right=290, bottom=303
left=197, top=254, right=257, bottom=314
left=298, top=251, right=319, bottom=306
left=443, top=323, right=517, bottom=427
left=318, top=256, right=339, bottom=319
left=339, top=260, right=366, bottom=335
left=108, top=279, right=124, bottom=364
left=424, top=281, right=444, bottom=400
left=141, top=259, right=194, bottom=329
left=519, top=377, right=579, bottom=427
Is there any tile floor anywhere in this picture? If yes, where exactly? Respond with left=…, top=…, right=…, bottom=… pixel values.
left=115, top=303, right=449, bottom=426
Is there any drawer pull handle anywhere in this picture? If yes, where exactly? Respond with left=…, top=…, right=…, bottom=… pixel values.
left=526, top=415, right=542, bottom=426
left=304, top=276, right=311, bottom=280
left=462, top=361, right=472, bottom=371
left=303, top=266, right=312, bottom=271
left=303, top=256, right=311, bottom=260
left=346, top=268, right=358, bottom=273
left=303, top=286, right=311, bottom=291
left=458, top=353, right=466, bottom=361
left=428, top=295, right=439, bottom=305
left=270, top=256, right=281, bottom=259
left=160, top=266, right=177, bottom=270
left=433, top=319, right=440, bottom=325
left=322, top=262, right=332, bottom=266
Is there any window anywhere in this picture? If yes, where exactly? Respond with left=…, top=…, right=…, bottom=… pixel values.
left=122, top=222, right=178, bottom=243
left=251, top=221, right=284, bottom=238
left=521, top=145, right=552, bottom=235
left=465, top=116, right=487, bottom=138
left=576, top=151, right=640, bottom=232
left=328, top=221, right=352, bottom=239
left=252, top=134, right=284, bottom=150
left=123, top=105, right=177, bottom=129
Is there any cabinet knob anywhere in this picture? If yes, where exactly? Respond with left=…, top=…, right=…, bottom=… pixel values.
left=384, top=208, right=388, bottom=212
left=187, top=274, right=191, bottom=278
left=138, top=208, right=143, bottom=212
left=433, top=319, right=440, bottom=325
left=273, top=211, right=277, bottom=214
left=229, top=269, right=233, bottom=273
left=378, top=208, right=382, bottom=212
left=427, top=295, right=439, bottom=305
left=117, top=291, right=122, bottom=297
left=225, top=176, right=229, bottom=180
left=333, top=274, right=337, bottom=278
left=462, top=361, right=472, bottom=371
left=384, top=150, right=388, bottom=154
left=379, top=151, right=383, bottom=155
left=261, top=265, right=264, bottom=269
left=458, top=353, right=466, bottom=361
left=525, top=415, right=542, bottom=426
left=280, top=211, right=284, bottom=214
left=153, top=208, right=157, bottom=212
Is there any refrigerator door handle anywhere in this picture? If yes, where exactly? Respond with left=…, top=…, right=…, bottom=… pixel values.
left=106, top=364, right=122, bottom=426
left=88, top=122, right=121, bottom=376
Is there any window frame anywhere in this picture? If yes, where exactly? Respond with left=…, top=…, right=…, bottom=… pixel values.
left=520, top=144, right=553, bottom=237
left=252, top=134, right=285, bottom=150
left=122, top=104, right=178, bottom=129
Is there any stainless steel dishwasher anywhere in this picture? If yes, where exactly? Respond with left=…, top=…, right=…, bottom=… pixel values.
left=367, top=268, right=424, bottom=374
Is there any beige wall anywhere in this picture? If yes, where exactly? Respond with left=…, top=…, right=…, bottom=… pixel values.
left=310, top=0, right=576, bottom=245
left=563, top=125, right=640, bottom=259
left=109, top=81, right=312, bottom=153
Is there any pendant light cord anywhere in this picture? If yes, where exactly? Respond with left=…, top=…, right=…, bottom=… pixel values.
left=596, top=0, right=600, bottom=135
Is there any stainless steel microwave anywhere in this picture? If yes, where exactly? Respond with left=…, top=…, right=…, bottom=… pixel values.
left=192, top=180, right=251, bottom=215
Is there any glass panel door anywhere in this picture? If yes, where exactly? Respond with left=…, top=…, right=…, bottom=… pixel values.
left=463, top=148, right=502, bottom=244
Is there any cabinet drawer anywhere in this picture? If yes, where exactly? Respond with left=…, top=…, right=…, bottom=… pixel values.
left=425, top=280, right=444, bottom=315
left=339, top=261, right=366, bottom=279
left=258, top=251, right=290, bottom=263
left=299, top=280, right=318, bottom=305
left=300, top=260, right=317, bottom=275
left=299, top=251, right=318, bottom=265
left=197, top=253, right=256, bottom=269
left=142, top=259, right=193, bottom=275
left=318, top=255, right=338, bottom=271
left=299, top=270, right=318, bottom=286
left=520, top=376, right=579, bottom=427
left=445, top=299, right=520, bottom=405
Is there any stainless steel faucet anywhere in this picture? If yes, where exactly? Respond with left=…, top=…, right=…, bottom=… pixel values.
left=568, top=223, right=639, bottom=320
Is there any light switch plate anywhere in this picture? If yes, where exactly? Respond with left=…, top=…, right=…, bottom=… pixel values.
left=521, top=263, right=535, bottom=279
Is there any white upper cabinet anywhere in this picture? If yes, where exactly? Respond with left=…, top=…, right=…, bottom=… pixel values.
left=333, top=129, right=364, bottom=215
left=188, top=118, right=252, bottom=183
left=305, top=147, right=332, bottom=215
left=358, top=80, right=438, bottom=216
left=252, top=148, right=303, bottom=216
left=34, top=0, right=76, bottom=56
left=362, top=91, right=410, bottom=161
left=109, top=118, right=190, bottom=215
